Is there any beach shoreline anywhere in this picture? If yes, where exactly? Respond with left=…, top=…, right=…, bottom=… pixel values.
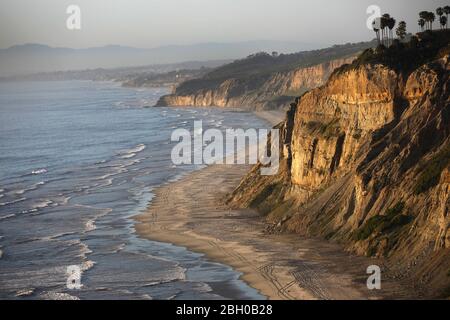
left=134, top=110, right=413, bottom=300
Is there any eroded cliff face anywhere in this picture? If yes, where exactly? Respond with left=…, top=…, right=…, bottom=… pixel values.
left=261, top=57, right=357, bottom=97
left=156, top=56, right=355, bottom=110
left=229, top=55, right=450, bottom=296
left=289, top=64, right=400, bottom=189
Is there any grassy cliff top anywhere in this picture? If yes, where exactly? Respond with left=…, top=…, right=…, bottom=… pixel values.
left=333, top=30, right=450, bottom=77
left=174, top=40, right=376, bottom=94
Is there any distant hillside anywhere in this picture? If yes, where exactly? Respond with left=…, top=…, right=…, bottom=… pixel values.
left=156, top=40, right=377, bottom=110
left=121, top=68, right=213, bottom=89
left=0, top=60, right=230, bottom=83
left=0, top=41, right=320, bottom=76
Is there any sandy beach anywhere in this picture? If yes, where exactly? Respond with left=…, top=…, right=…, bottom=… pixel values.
left=135, top=111, right=413, bottom=300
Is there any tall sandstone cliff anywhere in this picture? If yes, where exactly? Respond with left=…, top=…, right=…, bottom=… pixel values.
left=156, top=56, right=355, bottom=110
left=229, top=51, right=450, bottom=296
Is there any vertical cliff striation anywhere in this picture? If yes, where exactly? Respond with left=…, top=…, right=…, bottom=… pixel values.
left=156, top=56, right=355, bottom=110
left=229, top=32, right=450, bottom=297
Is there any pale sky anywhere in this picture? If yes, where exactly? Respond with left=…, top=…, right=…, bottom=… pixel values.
left=0, top=0, right=447, bottom=49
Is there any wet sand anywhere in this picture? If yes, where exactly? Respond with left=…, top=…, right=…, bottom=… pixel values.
left=135, top=111, right=412, bottom=300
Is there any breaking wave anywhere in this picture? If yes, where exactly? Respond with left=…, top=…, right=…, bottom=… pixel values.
left=31, top=169, right=47, bottom=175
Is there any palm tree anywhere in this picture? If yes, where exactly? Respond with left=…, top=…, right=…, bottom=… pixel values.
left=436, top=7, right=444, bottom=20
left=396, top=21, right=407, bottom=40
left=418, top=18, right=425, bottom=31
left=388, top=17, right=396, bottom=46
left=372, top=17, right=381, bottom=45
left=419, top=11, right=429, bottom=29
left=381, top=14, right=391, bottom=46
left=440, top=16, right=448, bottom=30
left=373, top=26, right=381, bottom=45
left=436, top=7, right=444, bottom=29
left=428, top=12, right=436, bottom=30
left=444, top=6, right=450, bottom=29
left=380, top=17, right=386, bottom=46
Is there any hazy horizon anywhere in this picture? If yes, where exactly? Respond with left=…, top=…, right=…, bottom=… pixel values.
left=2, top=39, right=321, bottom=51
left=0, top=40, right=326, bottom=76
left=0, top=0, right=447, bottom=50
left=1, top=0, right=448, bottom=75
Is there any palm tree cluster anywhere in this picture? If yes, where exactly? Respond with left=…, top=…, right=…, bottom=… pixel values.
left=436, top=6, right=450, bottom=29
left=445, top=6, right=450, bottom=27
left=418, top=11, right=436, bottom=31
left=417, top=6, right=450, bottom=31
left=372, top=13, right=396, bottom=47
left=372, top=6, right=450, bottom=47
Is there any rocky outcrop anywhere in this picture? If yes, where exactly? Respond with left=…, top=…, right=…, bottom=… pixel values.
left=229, top=51, right=450, bottom=297
left=156, top=56, right=356, bottom=110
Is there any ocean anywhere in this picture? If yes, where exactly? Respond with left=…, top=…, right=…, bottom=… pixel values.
left=0, top=80, right=267, bottom=299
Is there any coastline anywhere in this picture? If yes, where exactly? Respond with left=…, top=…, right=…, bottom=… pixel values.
left=134, top=110, right=413, bottom=300
left=253, top=110, right=286, bottom=126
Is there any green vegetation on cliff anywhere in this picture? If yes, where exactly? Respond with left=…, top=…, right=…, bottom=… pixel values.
left=353, top=202, right=411, bottom=241
left=334, top=30, right=450, bottom=77
left=414, top=143, right=450, bottom=194
left=174, top=41, right=375, bottom=95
